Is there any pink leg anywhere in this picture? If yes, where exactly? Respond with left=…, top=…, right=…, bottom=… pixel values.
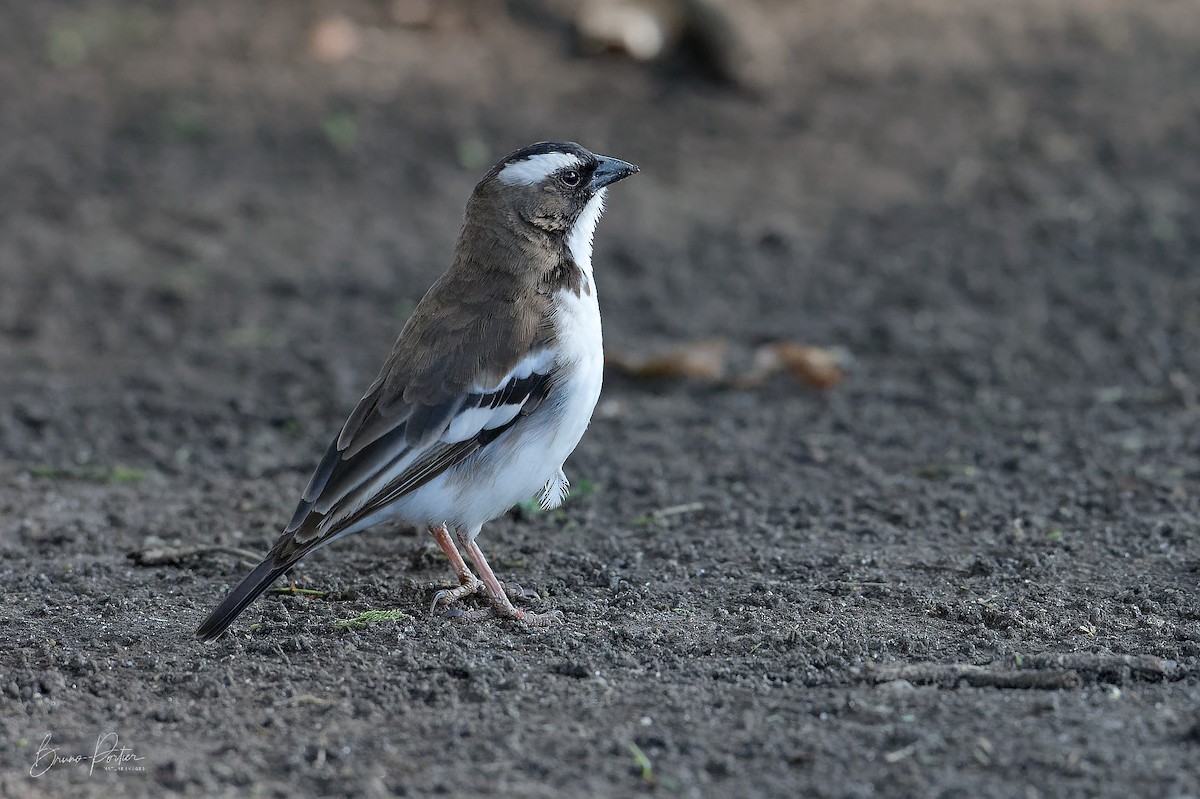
left=428, top=524, right=483, bottom=613
left=457, top=530, right=562, bottom=626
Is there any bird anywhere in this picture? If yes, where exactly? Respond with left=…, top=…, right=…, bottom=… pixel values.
left=195, top=141, right=639, bottom=640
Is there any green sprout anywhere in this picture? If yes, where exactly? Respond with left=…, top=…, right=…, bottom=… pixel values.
left=27, top=465, right=147, bottom=484
left=626, top=741, right=678, bottom=789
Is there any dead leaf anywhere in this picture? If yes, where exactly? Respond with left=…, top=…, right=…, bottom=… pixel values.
left=608, top=338, right=849, bottom=390
left=762, top=342, right=846, bottom=389
left=731, top=343, right=848, bottom=390
left=606, top=338, right=729, bottom=381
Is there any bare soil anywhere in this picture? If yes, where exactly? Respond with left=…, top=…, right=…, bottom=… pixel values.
left=2, top=1, right=1199, bottom=797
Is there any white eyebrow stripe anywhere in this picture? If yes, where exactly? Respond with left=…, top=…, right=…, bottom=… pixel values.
left=497, top=153, right=583, bottom=185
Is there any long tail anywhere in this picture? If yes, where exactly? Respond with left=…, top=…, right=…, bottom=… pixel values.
left=194, top=555, right=296, bottom=641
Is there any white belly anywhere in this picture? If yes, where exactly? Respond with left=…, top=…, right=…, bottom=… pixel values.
left=380, top=286, right=603, bottom=530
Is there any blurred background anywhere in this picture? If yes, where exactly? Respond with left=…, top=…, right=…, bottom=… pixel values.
left=2, top=0, right=1197, bottom=476
left=2, top=1, right=1200, bottom=796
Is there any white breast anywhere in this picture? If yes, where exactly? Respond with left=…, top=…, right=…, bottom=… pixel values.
left=547, top=187, right=607, bottom=456
left=546, top=284, right=604, bottom=452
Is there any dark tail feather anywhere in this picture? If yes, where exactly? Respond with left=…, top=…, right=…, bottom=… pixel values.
left=195, top=557, right=295, bottom=641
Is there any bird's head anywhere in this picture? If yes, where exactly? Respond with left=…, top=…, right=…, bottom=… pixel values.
left=466, top=142, right=639, bottom=267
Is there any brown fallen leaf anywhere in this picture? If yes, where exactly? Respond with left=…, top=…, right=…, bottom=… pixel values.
left=608, top=338, right=849, bottom=390
left=606, top=337, right=729, bottom=381
left=754, top=342, right=847, bottom=390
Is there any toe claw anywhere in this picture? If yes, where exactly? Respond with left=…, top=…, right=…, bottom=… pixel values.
left=429, top=575, right=485, bottom=616
left=504, top=581, right=542, bottom=602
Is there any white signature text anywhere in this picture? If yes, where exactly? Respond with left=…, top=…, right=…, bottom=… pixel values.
left=29, top=732, right=146, bottom=777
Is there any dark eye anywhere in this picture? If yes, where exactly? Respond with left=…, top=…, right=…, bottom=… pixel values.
left=560, top=169, right=581, bottom=187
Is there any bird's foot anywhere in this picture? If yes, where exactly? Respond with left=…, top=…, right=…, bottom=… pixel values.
left=429, top=574, right=484, bottom=615
left=428, top=524, right=488, bottom=615
left=487, top=588, right=563, bottom=625
left=440, top=593, right=563, bottom=626
left=455, top=534, right=565, bottom=627
left=479, top=575, right=564, bottom=625
left=455, top=602, right=563, bottom=626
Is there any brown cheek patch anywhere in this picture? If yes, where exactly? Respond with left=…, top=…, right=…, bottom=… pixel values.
left=531, top=213, right=570, bottom=233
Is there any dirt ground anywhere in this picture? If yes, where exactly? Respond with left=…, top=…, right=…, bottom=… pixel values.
left=2, top=0, right=1199, bottom=796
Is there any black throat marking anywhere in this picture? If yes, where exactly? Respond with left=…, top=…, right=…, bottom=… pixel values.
left=540, top=259, right=589, bottom=298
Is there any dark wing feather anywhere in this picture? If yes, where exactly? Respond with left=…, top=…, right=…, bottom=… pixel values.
left=194, top=558, right=292, bottom=642
left=195, top=352, right=554, bottom=641
left=287, top=349, right=552, bottom=534
left=336, top=374, right=553, bottom=534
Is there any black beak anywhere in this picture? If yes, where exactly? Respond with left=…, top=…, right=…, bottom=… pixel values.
left=589, top=155, right=639, bottom=190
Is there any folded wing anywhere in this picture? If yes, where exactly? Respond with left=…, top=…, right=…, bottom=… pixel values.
left=288, top=347, right=556, bottom=542
left=194, top=347, right=556, bottom=640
